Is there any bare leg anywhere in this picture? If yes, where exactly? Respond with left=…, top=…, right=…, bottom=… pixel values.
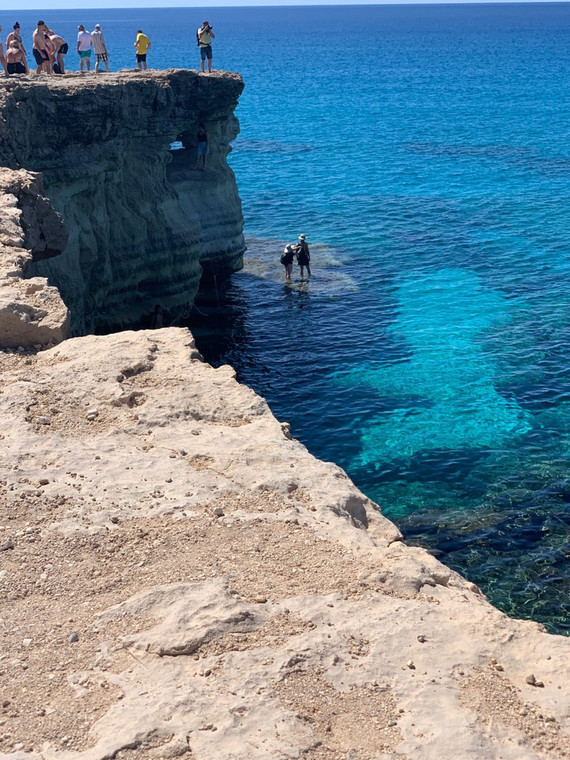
left=57, top=53, right=65, bottom=73
left=200, top=58, right=205, bottom=72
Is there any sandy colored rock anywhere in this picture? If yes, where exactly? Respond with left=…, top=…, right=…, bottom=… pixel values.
left=0, top=327, right=568, bottom=760
left=0, top=168, right=69, bottom=348
left=0, top=71, right=245, bottom=334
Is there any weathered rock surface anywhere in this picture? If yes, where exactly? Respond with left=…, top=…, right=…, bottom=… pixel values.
left=0, top=71, right=245, bottom=334
left=0, top=328, right=568, bottom=760
left=0, top=168, right=69, bottom=347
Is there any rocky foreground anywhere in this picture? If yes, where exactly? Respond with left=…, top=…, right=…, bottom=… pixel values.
left=0, top=328, right=569, bottom=760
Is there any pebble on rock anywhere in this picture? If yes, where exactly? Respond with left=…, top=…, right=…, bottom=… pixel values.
left=67, top=632, right=79, bottom=644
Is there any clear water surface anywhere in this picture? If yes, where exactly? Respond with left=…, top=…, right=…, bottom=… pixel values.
left=8, top=4, right=570, bottom=634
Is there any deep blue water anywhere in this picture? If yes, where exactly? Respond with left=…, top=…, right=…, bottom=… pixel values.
left=8, top=4, right=570, bottom=634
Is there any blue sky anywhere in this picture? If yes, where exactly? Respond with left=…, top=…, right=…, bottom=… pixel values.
left=1, top=0, right=567, bottom=9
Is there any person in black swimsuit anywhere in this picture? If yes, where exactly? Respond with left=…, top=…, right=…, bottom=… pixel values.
left=281, top=244, right=295, bottom=281
left=295, top=234, right=311, bottom=279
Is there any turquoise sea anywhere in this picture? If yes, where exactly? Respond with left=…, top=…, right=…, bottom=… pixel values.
left=9, top=4, right=570, bottom=634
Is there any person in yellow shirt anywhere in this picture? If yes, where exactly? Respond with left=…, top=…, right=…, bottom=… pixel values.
left=134, top=29, right=150, bottom=71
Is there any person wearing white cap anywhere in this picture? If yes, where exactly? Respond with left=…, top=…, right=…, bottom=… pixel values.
left=280, top=244, right=295, bottom=282
left=295, top=234, right=311, bottom=279
left=91, top=24, right=109, bottom=73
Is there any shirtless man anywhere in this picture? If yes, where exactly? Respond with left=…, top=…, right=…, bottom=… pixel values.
left=46, top=28, right=68, bottom=74
left=5, top=39, right=27, bottom=75
left=32, top=20, right=50, bottom=74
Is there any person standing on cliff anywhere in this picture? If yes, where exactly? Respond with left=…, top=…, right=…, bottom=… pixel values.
left=77, top=25, right=92, bottom=72
left=91, top=25, right=109, bottom=73
left=46, top=28, right=68, bottom=74
left=196, top=20, right=214, bottom=73
left=32, top=21, right=50, bottom=75
left=6, top=23, right=27, bottom=68
left=134, top=29, right=151, bottom=71
left=6, top=39, right=28, bottom=75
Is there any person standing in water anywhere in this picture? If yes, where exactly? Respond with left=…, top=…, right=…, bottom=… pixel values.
left=295, top=234, right=311, bottom=279
left=281, top=244, right=296, bottom=282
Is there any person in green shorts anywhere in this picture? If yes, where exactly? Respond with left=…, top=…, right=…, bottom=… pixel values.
left=77, top=24, right=92, bottom=72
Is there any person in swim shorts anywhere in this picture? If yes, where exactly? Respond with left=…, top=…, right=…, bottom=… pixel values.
left=91, top=24, right=109, bottom=73
left=6, top=23, right=27, bottom=69
left=197, top=20, right=215, bottom=73
left=77, top=24, right=92, bottom=72
left=134, top=29, right=151, bottom=71
left=46, top=28, right=68, bottom=74
left=32, top=21, right=50, bottom=74
left=6, top=39, right=27, bottom=74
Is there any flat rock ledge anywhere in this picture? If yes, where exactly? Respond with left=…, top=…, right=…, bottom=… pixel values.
left=0, top=328, right=569, bottom=760
left=0, top=168, right=69, bottom=348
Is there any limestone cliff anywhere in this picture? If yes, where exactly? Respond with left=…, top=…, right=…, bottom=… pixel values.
left=0, top=71, right=245, bottom=336
left=0, top=329, right=569, bottom=760
left=0, top=168, right=69, bottom=347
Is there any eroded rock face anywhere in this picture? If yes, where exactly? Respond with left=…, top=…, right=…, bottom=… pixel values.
left=0, top=71, right=245, bottom=334
left=0, top=168, right=69, bottom=348
left=0, top=328, right=569, bottom=760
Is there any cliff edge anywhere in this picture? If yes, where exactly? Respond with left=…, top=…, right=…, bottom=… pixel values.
left=0, top=70, right=245, bottom=337
left=0, top=329, right=569, bottom=760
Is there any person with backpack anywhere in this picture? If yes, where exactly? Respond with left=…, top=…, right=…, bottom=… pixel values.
left=196, top=20, right=215, bottom=73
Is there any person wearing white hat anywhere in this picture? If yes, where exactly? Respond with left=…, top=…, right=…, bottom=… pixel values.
left=280, top=244, right=295, bottom=282
left=295, top=234, right=311, bottom=279
left=91, top=24, right=109, bottom=73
